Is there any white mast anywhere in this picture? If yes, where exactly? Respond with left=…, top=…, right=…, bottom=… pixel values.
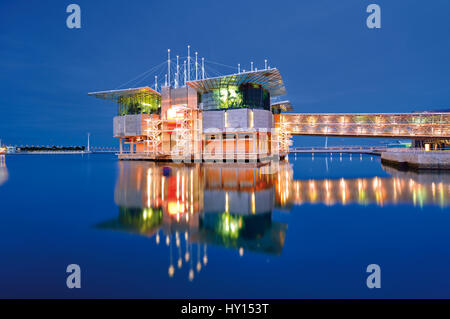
left=165, top=74, right=168, bottom=86
left=201, top=57, right=205, bottom=79
left=265, top=59, right=267, bottom=69
left=238, top=63, right=240, bottom=74
left=184, top=60, right=187, bottom=86
left=251, top=61, right=253, bottom=71
left=187, top=45, right=191, bottom=81
left=175, top=55, right=179, bottom=88
left=87, top=133, right=90, bottom=153
left=167, top=49, right=171, bottom=87
left=195, top=52, right=198, bottom=80
left=155, top=75, right=158, bottom=91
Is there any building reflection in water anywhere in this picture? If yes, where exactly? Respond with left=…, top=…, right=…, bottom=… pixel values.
left=96, top=160, right=450, bottom=281
left=0, top=155, right=8, bottom=187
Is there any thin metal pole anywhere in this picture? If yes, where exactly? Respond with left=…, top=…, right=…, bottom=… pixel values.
left=238, top=63, right=240, bottom=74
left=187, top=45, right=191, bottom=81
left=168, top=49, right=171, bottom=87
left=184, top=60, right=187, bottom=86
left=176, top=55, right=179, bottom=88
left=155, top=75, right=158, bottom=91
left=195, top=52, right=198, bottom=80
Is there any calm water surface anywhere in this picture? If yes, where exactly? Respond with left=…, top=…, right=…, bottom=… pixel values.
left=0, top=153, right=449, bottom=298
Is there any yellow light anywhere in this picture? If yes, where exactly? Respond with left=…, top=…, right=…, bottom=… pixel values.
left=225, top=192, right=229, bottom=213
left=167, top=105, right=186, bottom=121
left=249, top=110, right=254, bottom=128
left=168, top=265, right=174, bottom=277
left=167, top=108, right=177, bottom=120
left=168, top=201, right=184, bottom=215
left=251, top=192, right=255, bottom=214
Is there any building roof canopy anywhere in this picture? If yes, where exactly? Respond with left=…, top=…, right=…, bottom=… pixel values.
left=88, top=87, right=160, bottom=102
left=187, top=68, right=287, bottom=97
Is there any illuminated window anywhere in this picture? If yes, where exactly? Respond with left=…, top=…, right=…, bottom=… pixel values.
left=167, top=104, right=187, bottom=121
left=249, top=110, right=254, bottom=128
left=118, top=93, right=160, bottom=116
left=200, top=84, right=270, bottom=111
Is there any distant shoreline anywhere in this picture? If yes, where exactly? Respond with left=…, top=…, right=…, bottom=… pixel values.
left=6, top=151, right=117, bottom=155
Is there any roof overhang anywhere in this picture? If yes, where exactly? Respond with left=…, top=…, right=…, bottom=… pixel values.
left=186, top=68, right=287, bottom=97
left=88, top=87, right=160, bottom=102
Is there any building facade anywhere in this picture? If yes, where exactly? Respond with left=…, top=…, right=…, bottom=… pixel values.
left=89, top=68, right=292, bottom=161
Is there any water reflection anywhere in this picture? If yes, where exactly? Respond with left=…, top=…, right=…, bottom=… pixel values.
left=97, top=160, right=450, bottom=281
left=0, top=155, right=8, bottom=187
left=293, top=165, right=449, bottom=207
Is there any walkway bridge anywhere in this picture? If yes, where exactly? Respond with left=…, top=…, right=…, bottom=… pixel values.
left=289, top=146, right=386, bottom=154
left=275, top=113, right=450, bottom=139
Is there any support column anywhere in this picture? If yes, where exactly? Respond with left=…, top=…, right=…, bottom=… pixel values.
left=251, top=132, right=257, bottom=162
left=219, top=133, right=223, bottom=162
left=120, top=139, right=123, bottom=154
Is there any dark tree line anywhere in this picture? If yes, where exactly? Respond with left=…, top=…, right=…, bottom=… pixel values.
left=17, top=146, right=86, bottom=152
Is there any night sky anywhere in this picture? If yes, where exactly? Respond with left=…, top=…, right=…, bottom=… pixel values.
left=1, top=0, right=450, bottom=147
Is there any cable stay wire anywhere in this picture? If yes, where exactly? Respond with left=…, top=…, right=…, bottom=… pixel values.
left=132, top=62, right=168, bottom=89
left=114, top=60, right=167, bottom=90
left=205, top=60, right=238, bottom=71
left=113, top=55, right=259, bottom=91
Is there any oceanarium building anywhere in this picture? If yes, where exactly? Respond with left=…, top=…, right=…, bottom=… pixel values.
left=89, top=51, right=291, bottom=161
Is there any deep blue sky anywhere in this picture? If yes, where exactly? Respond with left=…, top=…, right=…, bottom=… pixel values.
left=1, top=0, right=450, bottom=147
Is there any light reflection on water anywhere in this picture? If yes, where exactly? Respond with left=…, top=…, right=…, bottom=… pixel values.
left=1, top=154, right=450, bottom=297
left=97, top=159, right=450, bottom=282
left=0, top=155, right=7, bottom=186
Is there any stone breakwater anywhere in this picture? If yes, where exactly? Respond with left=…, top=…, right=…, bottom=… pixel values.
left=381, top=150, right=450, bottom=170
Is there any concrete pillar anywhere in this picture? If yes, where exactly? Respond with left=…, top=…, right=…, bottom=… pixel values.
left=120, top=139, right=123, bottom=154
